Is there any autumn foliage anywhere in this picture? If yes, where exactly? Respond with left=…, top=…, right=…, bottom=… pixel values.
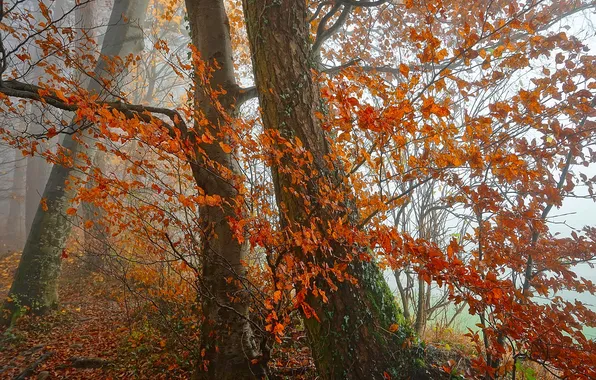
left=1, top=0, right=595, bottom=378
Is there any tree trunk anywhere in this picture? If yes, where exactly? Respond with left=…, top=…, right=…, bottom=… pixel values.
left=25, top=145, right=50, bottom=238
left=82, top=151, right=109, bottom=271
left=184, top=0, right=264, bottom=378
left=78, top=0, right=108, bottom=271
left=242, top=1, right=422, bottom=378
left=7, top=151, right=26, bottom=251
left=24, top=0, right=65, bottom=237
left=415, top=278, right=426, bottom=336
left=395, top=270, right=412, bottom=321
left=3, top=0, right=150, bottom=322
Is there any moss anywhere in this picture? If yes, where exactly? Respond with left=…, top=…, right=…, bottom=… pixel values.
left=361, top=259, right=409, bottom=331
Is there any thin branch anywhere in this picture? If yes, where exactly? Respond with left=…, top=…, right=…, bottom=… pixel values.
left=358, top=176, right=433, bottom=227
left=339, top=0, right=389, bottom=7
left=523, top=96, right=596, bottom=293
left=312, top=3, right=351, bottom=59
left=0, top=80, right=187, bottom=137
left=309, top=1, right=333, bottom=23
left=237, top=85, right=258, bottom=105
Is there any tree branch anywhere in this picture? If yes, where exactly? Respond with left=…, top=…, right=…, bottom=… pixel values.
left=0, top=80, right=187, bottom=138
left=237, top=85, right=258, bottom=105
left=309, top=1, right=333, bottom=23
left=523, top=96, right=596, bottom=293
left=339, top=0, right=389, bottom=7
left=312, top=3, right=351, bottom=59
left=358, top=176, right=433, bottom=228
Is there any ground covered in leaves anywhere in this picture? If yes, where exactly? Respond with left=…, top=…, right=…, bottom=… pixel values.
left=0, top=252, right=319, bottom=379
left=0, top=252, right=194, bottom=379
left=0, top=251, right=468, bottom=379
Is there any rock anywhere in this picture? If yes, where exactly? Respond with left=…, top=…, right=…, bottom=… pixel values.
left=37, top=371, right=50, bottom=380
left=69, top=357, right=110, bottom=369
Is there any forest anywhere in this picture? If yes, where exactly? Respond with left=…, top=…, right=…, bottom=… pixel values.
left=0, top=0, right=595, bottom=378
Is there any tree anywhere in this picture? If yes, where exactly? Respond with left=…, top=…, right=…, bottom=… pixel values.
left=2, top=0, right=150, bottom=320
left=242, top=1, right=424, bottom=378
left=6, top=147, right=26, bottom=250
left=24, top=0, right=65, bottom=237
left=183, top=0, right=265, bottom=377
left=392, top=179, right=459, bottom=335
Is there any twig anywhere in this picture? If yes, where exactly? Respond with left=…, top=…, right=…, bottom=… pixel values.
left=13, top=350, right=54, bottom=380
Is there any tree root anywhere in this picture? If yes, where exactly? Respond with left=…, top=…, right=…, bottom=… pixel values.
left=13, top=350, right=54, bottom=380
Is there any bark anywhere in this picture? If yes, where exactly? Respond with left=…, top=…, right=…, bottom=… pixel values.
left=24, top=0, right=65, bottom=237
left=184, top=0, right=264, bottom=378
left=414, top=278, right=426, bottom=335
left=395, top=270, right=412, bottom=321
left=79, top=0, right=108, bottom=271
left=243, top=1, right=426, bottom=378
left=25, top=144, right=50, bottom=237
left=7, top=151, right=26, bottom=250
left=82, top=151, right=109, bottom=271
left=3, top=0, right=150, bottom=322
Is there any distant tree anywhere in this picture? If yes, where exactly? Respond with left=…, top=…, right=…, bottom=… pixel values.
left=2, top=0, right=150, bottom=321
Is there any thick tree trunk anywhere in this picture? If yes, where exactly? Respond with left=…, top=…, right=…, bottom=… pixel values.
left=3, top=0, right=149, bottom=323
left=243, top=1, right=423, bottom=378
left=184, top=1, right=264, bottom=378
left=82, top=151, right=109, bottom=271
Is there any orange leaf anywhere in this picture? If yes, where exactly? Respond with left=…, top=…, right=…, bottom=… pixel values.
left=55, top=89, right=69, bottom=103
left=399, top=63, right=409, bottom=77
left=219, top=142, right=232, bottom=154
left=273, top=290, right=282, bottom=303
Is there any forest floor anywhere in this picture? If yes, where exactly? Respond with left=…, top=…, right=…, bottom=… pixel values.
left=0, top=251, right=486, bottom=380
left=0, top=252, right=318, bottom=379
left=0, top=251, right=191, bottom=380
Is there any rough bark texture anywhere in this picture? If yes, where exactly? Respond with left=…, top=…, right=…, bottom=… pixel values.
left=3, top=0, right=149, bottom=322
left=184, top=0, right=264, bottom=378
left=243, top=1, right=431, bottom=378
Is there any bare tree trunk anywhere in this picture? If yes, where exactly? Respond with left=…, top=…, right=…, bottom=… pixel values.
left=184, top=1, right=265, bottom=378
left=395, top=270, right=411, bottom=321
left=24, top=0, right=65, bottom=237
left=3, top=0, right=150, bottom=323
left=82, top=151, right=109, bottom=271
left=243, top=1, right=425, bottom=378
left=7, top=151, right=26, bottom=250
left=78, top=0, right=108, bottom=271
left=415, top=278, right=426, bottom=335
left=25, top=148, right=50, bottom=237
